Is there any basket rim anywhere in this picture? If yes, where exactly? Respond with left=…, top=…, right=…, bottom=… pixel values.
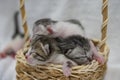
left=16, top=39, right=109, bottom=68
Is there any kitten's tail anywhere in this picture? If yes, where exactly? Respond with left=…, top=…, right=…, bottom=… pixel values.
left=12, top=11, right=24, bottom=39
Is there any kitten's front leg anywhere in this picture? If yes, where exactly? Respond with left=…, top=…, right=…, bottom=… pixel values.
left=89, top=40, right=105, bottom=64
left=62, top=61, right=73, bottom=77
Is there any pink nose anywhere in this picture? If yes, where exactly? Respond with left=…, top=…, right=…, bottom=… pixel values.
left=25, top=55, right=28, bottom=59
left=47, top=27, right=53, bottom=34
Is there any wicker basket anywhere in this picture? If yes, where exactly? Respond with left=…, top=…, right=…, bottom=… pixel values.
left=16, top=0, right=109, bottom=80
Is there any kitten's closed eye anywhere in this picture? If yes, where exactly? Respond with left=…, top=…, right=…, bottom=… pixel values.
left=33, top=53, right=46, bottom=61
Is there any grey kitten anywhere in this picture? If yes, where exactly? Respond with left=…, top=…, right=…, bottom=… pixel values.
left=56, top=35, right=104, bottom=65
left=56, top=35, right=93, bottom=65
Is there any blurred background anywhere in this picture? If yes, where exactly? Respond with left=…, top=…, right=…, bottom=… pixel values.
left=0, top=0, right=120, bottom=80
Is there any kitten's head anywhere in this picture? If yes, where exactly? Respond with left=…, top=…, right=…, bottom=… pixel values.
left=25, top=35, right=53, bottom=66
left=32, top=18, right=57, bottom=35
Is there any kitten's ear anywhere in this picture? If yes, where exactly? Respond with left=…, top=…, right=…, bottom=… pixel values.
left=40, top=43, right=50, bottom=56
left=44, top=44, right=50, bottom=54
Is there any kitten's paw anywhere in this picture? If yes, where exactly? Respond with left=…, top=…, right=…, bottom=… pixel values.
left=93, top=54, right=105, bottom=64
left=62, top=62, right=72, bottom=77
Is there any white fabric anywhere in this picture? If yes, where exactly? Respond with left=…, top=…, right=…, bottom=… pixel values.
left=0, top=0, right=120, bottom=80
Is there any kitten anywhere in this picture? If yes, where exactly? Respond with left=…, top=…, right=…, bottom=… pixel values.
left=56, top=35, right=104, bottom=65
left=32, top=18, right=85, bottom=37
left=55, top=35, right=92, bottom=65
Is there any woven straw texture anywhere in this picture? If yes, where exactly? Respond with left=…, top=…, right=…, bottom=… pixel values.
left=16, top=0, right=109, bottom=80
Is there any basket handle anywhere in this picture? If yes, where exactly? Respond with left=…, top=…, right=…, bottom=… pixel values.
left=20, top=0, right=29, bottom=41
left=19, top=0, right=108, bottom=52
left=100, top=0, right=108, bottom=52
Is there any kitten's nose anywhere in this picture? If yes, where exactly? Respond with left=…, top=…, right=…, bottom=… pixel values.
left=25, top=52, right=30, bottom=59
left=25, top=55, right=28, bottom=59
left=47, top=27, right=53, bottom=34
left=29, top=39, right=31, bottom=42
